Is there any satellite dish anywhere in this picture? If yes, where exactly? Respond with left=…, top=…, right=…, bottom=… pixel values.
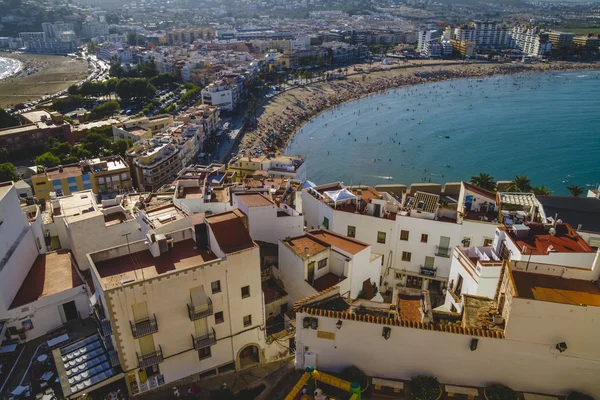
left=549, top=227, right=556, bottom=236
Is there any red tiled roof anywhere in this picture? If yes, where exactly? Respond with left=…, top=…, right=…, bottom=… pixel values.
left=313, top=273, right=346, bottom=292
left=10, top=251, right=84, bottom=309
left=397, top=295, right=422, bottom=323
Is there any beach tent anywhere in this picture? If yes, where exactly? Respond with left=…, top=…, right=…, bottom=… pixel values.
left=324, top=189, right=357, bottom=207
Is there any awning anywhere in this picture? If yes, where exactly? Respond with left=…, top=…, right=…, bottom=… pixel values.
left=324, top=188, right=356, bottom=204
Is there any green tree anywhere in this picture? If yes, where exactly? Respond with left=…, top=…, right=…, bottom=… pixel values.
left=531, top=186, right=552, bottom=195
left=90, top=100, right=120, bottom=120
left=67, top=84, right=80, bottom=95
left=35, top=152, right=61, bottom=168
left=0, top=108, right=19, bottom=129
left=507, top=175, right=532, bottom=192
left=111, top=139, right=133, bottom=157
left=127, top=31, right=138, bottom=46
left=0, top=162, right=17, bottom=182
left=567, top=185, right=585, bottom=197
left=469, top=173, right=496, bottom=191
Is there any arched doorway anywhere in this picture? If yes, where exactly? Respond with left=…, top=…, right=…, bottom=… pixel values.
left=237, top=344, right=260, bottom=370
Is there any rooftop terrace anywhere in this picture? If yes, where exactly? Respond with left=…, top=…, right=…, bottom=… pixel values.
left=504, top=223, right=593, bottom=255
left=10, top=251, right=84, bottom=309
left=511, top=270, right=600, bottom=306
left=94, top=239, right=217, bottom=290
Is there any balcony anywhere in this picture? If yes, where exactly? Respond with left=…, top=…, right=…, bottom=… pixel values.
left=137, top=345, right=163, bottom=369
left=130, top=314, right=158, bottom=338
left=435, top=246, right=451, bottom=258
left=187, top=298, right=213, bottom=321
left=191, top=328, right=217, bottom=350
left=419, top=266, right=437, bottom=277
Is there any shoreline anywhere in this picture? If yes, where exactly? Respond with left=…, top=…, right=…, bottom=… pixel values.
left=237, top=60, right=600, bottom=159
left=0, top=52, right=88, bottom=108
left=0, top=56, right=23, bottom=81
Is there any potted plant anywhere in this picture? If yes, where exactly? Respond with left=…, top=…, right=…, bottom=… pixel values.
left=484, top=384, right=517, bottom=400
left=408, top=376, right=442, bottom=400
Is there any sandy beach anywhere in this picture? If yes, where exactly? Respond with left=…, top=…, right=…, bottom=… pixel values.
left=238, top=59, right=600, bottom=158
left=0, top=53, right=88, bottom=108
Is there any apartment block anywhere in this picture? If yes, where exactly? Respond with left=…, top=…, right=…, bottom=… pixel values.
left=0, top=110, right=71, bottom=153
left=112, top=114, right=174, bottom=143
left=31, top=156, right=133, bottom=200
left=87, top=210, right=268, bottom=396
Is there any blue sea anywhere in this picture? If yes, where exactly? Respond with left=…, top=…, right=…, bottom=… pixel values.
left=285, top=70, right=600, bottom=195
left=0, top=56, right=21, bottom=80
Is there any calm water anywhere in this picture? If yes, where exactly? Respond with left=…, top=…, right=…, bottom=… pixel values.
left=285, top=70, right=600, bottom=195
left=0, top=56, right=21, bottom=80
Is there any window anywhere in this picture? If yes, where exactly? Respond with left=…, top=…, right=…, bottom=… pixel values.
left=377, top=231, right=386, bottom=244
left=400, top=230, right=409, bottom=241
left=243, top=315, right=252, bottom=327
left=317, top=259, right=327, bottom=270
left=461, top=237, right=471, bottom=247
left=401, top=251, right=412, bottom=262
left=211, top=280, right=221, bottom=294
left=214, top=312, right=224, bottom=324
left=199, top=346, right=211, bottom=360
left=421, top=234, right=428, bottom=243
left=347, top=225, right=356, bottom=238
left=241, top=285, right=250, bottom=299
left=483, top=238, right=494, bottom=247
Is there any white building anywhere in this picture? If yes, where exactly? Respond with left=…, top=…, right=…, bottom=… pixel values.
left=40, top=190, right=144, bottom=271
left=87, top=210, right=282, bottom=396
left=421, top=41, right=442, bottom=57
left=0, top=182, right=89, bottom=343
left=454, top=22, right=510, bottom=48
left=294, top=272, right=600, bottom=397
left=201, top=79, right=240, bottom=111
left=232, top=192, right=304, bottom=244
left=301, top=183, right=499, bottom=300
left=278, top=229, right=382, bottom=303
left=509, top=26, right=552, bottom=57
left=417, top=30, right=439, bottom=51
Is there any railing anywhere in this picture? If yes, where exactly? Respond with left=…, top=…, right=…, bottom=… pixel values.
left=191, top=328, right=217, bottom=350
left=137, top=345, right=163, bottom=369
left=187, top=298, right=213, bottom=321
left=419, top=266, right=437, bottom=277
left=130, top=314, right=158, bottom=338
left=92, top=307, right=113, bottom=337
left=435, top=246, right=451, bottom=258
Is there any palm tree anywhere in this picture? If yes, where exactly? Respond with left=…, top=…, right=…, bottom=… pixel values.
left=507, top=175, right=532, bottom=192
left=531, top=186, right=552, bottom=195
left=567, top=185, right=585, bottom=197
left=469, top=173, right=496, bottom=191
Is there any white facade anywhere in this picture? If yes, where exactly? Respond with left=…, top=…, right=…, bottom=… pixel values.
left=278, top=230, right=382, bottom=303
left=201, top=81, right=239, bottom=111
left=417, top=30, right=440, bottom=51
left=232, top=192, right=304, bottom=245
left=88, top=211, right=283, bottom=396
left=0, top=183, right=89, bottom=342
left=295, top=285, right=600, bottom=396
left=509, top=26, right=552, bottom=57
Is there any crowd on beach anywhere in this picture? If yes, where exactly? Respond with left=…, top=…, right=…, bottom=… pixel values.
left=238, top=61, right=599, bottom=158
